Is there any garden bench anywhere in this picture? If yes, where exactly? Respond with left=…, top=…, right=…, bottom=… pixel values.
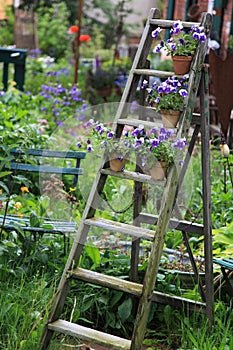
left=213, top=258, right=233, bottom=298
left=0, top=148, right=86, bottom=254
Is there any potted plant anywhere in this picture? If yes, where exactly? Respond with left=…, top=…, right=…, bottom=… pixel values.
left=132, top=125, right=188, bottom=180
left=152, top=21, right=207, bottom=74
left=90, top=68, right=115, bottom=98
left=76, top=119, right=134, bottom=172
left=143, top=75, right=189, bottom=127
left=76, top=120, right=188, bottom=177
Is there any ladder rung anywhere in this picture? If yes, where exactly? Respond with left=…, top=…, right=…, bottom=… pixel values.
left=149, top=18, right=199, bottom=28
left=48, top=319, right=131, bottom=350
left=71, top=268, right=143, bottom=295
left=118, top=117, right=162, bottom=129
left=101, top=168, right=166, bottom=185
left=70, top=268, right=206, bottom=312
left=84, top=217, right=155, bottom=240
left=139, top=213, right=204, bottom=235
left=133, top=68, right=174, bottom=77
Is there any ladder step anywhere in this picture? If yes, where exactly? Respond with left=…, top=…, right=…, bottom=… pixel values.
left=118, top=117, right=162, bottom=129
left=101, top=168, right=165, bottom=185
left=149, top=18, right=198, bottom=28
left=71, top=267, right=143, bottom=296
left=84, top=217, right=155, bottom=240
left=133, top=68, right=174, bottom=78
left=70, top=268, right=206, bottom=312
left=139, top=213, right=204, bottom=235
left=48, top=319, right=131, bottom=350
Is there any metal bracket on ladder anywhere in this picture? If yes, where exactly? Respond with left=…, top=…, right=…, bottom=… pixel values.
left=40, top=8, right=213, bottom=350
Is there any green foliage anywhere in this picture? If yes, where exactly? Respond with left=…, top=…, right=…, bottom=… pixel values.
left=179, top=301, right=233, bottom=349
left=228, top=35, right=233, bottom=52
left=0, top=272, right=59, bottom=349
left=37, top=2, right=70, bottom=60
left=154, top=58, right=173, bottom=72
left=90, top=68, right=116, bottom=90
left=85, top=0, right=134, bottom=50
left=0, top=7, right=14, bottom=46
left=0, top=85, right=50, bottom=147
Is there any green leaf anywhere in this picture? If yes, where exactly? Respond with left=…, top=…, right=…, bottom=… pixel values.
left=0, top=171, right=11, bottom=178
left=110, top=291, right=123, bottom=308
left=85, top=245, right=101, bottom=266
left=117, top=297, right=132, bottom=323
left=41, top=224, right=54, bottom=229
left=0, top=181, right=9, bottom=194
left=29, top=211, right=41, bottom=227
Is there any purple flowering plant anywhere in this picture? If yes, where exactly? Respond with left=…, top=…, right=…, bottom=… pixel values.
left=133, top=125, right=188, bottom=168
left=76, top=119, right=134, bottom=159
left=144, top=75, right=189, bottom=112
left=152, top=20, right=207, bottom=57
left=76, top=120, right=188, bottom=171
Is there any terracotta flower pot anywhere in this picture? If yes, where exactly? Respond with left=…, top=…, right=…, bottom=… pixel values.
left=109, top=155, right=127, bottom=172
left=150, top=161, right=167, bottom=180
left=172, top=55, right=193, bottom=75
left=96, top=87, right=112, bottom=98
left=160, top=109, right=180, bottom=128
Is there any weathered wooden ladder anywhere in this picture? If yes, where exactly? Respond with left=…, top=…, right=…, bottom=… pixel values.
left=40, top=8, right=213, bottom=350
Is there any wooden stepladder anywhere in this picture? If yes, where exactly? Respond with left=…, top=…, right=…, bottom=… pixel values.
left=40, top=8, right=213, bottom=350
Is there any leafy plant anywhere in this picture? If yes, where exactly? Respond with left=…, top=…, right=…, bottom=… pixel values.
left=37, top=2, right=69, bottom=60
left=0, top=7, right=14, bottom=46
left=90, top=68, right=116, bottom=90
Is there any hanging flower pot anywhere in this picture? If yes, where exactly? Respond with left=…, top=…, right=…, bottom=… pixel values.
left=172, top=55, right=193, bottom=75
left=160, top=109, right=180, bottom=128
left=150, top=161, right=168, bottom=180
left=109, top=154, right=127, bottom=172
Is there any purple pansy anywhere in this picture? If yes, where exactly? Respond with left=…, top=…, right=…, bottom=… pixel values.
left=152, top=27, right=162, bottom=39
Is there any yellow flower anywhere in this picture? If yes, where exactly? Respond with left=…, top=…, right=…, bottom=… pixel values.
left=21, top=186, right=29, bottom=193
left=0, top=189, right=2, bottom=194
left=69, top=187, right=76, bottom=192
left=10, top=80, right=17, bottom=86
left=14, top=202, right=22, bottom=209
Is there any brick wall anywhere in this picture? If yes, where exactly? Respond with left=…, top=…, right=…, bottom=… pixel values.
left=162, top=0, right=233, bottom=58
left=221, top=0, right=233, bottom=58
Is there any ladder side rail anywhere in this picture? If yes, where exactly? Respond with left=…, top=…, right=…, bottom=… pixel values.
left=177, top=14, right=212, bottom=137
left=130, top=13, right=213, bottom=350
left=174, top=124, right=207, bottom=301
left=200, top=66, right=214, bottom=323
left=130, top=59, right=151, bottom=283
left=130, top=165, right=143, bottom=282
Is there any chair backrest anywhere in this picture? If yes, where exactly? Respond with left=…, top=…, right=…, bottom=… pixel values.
left=9, top=148, right=86, bottom=188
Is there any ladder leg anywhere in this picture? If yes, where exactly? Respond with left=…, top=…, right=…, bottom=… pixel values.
left=131, top=166, right=180, bottom=349
left=130, top=162, right=144, bottom=282
left=200, top=67, right=214, bottom=323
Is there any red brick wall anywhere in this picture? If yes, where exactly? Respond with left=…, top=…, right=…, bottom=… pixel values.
left=173, top=0, right=186, bottom=20
left=221, top=1, right=233, bottom=58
